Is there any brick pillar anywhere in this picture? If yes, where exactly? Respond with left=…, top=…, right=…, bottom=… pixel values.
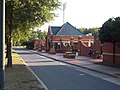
left=70, top=37, right=74, bottom=52
left=78, top=36, right=82, bottom=56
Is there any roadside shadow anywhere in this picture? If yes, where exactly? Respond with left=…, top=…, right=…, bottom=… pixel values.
left=95, top=62, right=120, bottom=69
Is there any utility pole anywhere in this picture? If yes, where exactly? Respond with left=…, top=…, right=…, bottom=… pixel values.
left=63, top=2, right=66, bottom=24
left=0, top=0, right=5, bottom=90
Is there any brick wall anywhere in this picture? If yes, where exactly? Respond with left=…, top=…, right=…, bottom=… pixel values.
left=78, top=41, right=90, bottom=56
left=51, top=36, right=79, bottom=53
left=34, top=39, right=45, bottom=50
left=103, top=42, right=120, bottom=64
left=92, top=39, right=101, bottom=52
left=77, top=36, right=94, bottom=56
left=46, top=34, right=94, bottom=53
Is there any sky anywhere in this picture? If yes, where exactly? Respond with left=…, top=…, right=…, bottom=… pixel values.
left=39, top=0, right=120, bottom=31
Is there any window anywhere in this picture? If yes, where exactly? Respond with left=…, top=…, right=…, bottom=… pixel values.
left=55, top=42, right=62, bottom=50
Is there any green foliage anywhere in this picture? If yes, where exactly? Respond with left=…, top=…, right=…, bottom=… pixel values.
left=37, top=30, right=44, bottom=40
left=21, top=29, right=47, bottom=49
left=12, top=28, right=33, bottom=46
left=29, top=31, right=38, bottom=40
left=37, top=30, right=47, bottom=40
left=79, top=27, right=99, bottom=35
left=6, top=0, right=61, bottom=28
left=5, top=0, right=61, bottom=67
left=99, top=17, right=120, bottom=43
left=99, top=17, right=120, bottom=63
left=22, top=40, right=34, bottom=49
left=29, top=30, right=47, bottom=41
left=42, top=30, right=47, bottom=39
left=5, top=0, right=61, bottom=43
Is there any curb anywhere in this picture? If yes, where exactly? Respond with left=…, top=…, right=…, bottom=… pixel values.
left=31, top=51, right=119, bottom=78
left=19, top=56, right=48, bottom=90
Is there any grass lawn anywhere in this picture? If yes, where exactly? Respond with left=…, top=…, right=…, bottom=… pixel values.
left=5, top=51, right=45, bottom=90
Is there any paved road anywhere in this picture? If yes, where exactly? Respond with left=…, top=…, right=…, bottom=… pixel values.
left=14, top=47, right=120, bottom=90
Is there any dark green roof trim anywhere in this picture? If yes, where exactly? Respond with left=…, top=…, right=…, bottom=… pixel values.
left=51, top=26, right=61, bottom=35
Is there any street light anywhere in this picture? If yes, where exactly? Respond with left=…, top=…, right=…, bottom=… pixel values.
left=0, top=0, right=5, bottom=89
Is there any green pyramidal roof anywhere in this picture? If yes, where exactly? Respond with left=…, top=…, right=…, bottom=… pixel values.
left=51, top=26, right=61, bottom=35
left=51, top=22, right=84, bottom=36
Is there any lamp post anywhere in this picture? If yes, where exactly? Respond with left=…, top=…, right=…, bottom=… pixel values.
left=0, top=0, right=5, bottom=89
left=63, top=2, right=66, bottom=23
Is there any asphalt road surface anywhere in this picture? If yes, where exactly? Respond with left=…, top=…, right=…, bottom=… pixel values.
left=14, top=47, right=120, bottom=90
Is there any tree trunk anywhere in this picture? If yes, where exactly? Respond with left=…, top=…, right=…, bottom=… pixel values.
left=6, top=19, right=13, bottom=67
left=113, top=42, right=116, bottom=64
left=6, top=35, right=12, bottom=68
left=5, top=36, right=9, bottom=58
left=6, top=2, right=13, bottom=68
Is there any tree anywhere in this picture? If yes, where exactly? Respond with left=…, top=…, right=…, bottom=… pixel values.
left=29, top=29, right=47, bottom=40
left=22, top=40, right=35, bottom=49
left=79, top=27, right=99, bottom=35
left=37, top=30, right=44, bottom=40
left=42, top=30, right=47, bottom=39
left=99, top=17, right=120, bottom=63
left=37, top=30, right=47, bottom=40
left=12, top=28, right=33, bottom=46
left=30, top=31, right=39, bottom=40
left=5, top=0, right=61, bottom=67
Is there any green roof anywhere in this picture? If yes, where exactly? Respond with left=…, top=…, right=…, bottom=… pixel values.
left=51, top=22, right=84, bottom=36
left=51, top=26, right=61, bottom=35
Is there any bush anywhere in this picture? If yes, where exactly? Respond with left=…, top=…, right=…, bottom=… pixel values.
left=22, top=40, right=34, bottom=49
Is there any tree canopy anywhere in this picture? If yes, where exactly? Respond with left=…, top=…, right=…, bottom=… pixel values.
left=6, top=0, right=61, bottom=36
left=29, top=29, right=47, bottom=40
left=99, top=17, right=120, bottom=43
left=5, top=0, right=61, bottom=67
left=99, top=17, right=120, bottom=63
left=79, top=27, right=99, bottom=36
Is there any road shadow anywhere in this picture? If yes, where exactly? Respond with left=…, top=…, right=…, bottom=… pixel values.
left=13, top=47, right=27, bottom=50
left=25, top=60, right=54, bottom=63
left=95, top=62, right=120, bottom=69
left=17, top=52, right=34, bottom=55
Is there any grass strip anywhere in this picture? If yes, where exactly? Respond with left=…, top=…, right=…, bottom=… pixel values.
left=5, top=51, right=45, bottom=90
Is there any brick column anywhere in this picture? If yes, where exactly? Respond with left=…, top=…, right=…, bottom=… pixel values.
left=78, top=36, right=82, bottom=56
left=70, top=37, right=74, bottom=52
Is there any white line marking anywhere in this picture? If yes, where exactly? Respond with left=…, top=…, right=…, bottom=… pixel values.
left=79, top=74, right=85, bottom=76
left=59, top=62, right=66, bottom=65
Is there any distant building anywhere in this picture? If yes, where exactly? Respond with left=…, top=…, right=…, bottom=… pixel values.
left=34, top=39, right=45, bottom=50
left=46, top=22, right=94, bottom=53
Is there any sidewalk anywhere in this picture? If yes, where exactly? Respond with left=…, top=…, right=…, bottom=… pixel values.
left=31, top=50, right=120, bottom=78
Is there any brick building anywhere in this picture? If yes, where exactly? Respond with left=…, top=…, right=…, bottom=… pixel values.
left=34, top=39, right=45, bottom=50
left=46, top=22, right=94, bottom=53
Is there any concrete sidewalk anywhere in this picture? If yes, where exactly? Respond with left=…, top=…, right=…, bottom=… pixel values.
left=31, top=50, right=120, bottom=78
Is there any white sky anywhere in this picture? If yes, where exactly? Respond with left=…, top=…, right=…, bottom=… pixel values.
left=39, top=0, right=120, bottom=31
